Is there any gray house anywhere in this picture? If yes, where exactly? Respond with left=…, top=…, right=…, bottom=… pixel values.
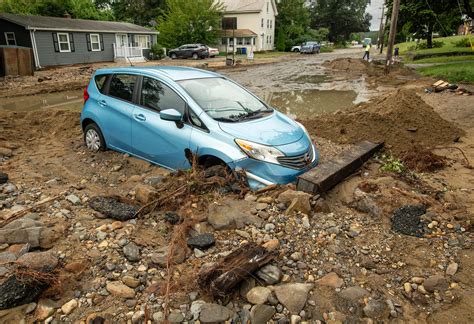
left=0, top=13, right=159, bottom=68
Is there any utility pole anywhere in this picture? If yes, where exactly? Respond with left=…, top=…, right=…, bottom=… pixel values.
left=385, top=0, right=401, bottom=73
left=378, top=0, right=386, bottom=53
left=377, top=0, right=386, bottom=48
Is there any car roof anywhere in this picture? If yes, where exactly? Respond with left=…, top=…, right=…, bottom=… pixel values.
left=95, top=66, right=221, bottom=81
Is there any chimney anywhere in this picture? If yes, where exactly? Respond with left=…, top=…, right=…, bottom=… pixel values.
left=64, top=12, right=71, bottom=19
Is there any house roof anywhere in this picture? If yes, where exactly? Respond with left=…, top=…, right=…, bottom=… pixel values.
left=220, top=0, right=278, bottom=15
left=0, top=13, right=159, bottom=34
left=220, top=29, right=257, bottom=37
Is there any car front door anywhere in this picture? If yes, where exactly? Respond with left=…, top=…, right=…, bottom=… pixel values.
left=100, top=73, right=136, bottom=153
left=131, top=76, right=193, bottom=170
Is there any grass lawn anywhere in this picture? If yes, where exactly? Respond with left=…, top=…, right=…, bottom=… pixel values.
left=418, top=62, right=474, bottom=83
left=396, top=35, right=473, bottom=62
left=412, top=55, right=474, bottom=64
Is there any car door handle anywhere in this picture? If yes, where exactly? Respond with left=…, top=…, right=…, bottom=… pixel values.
left=134, top=114, right=146, bottom=122
left=98, top=100, right=108, bottom=107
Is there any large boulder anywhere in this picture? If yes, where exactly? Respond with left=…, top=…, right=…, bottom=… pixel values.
left=274, top=283, right=313, bottom=313
left=278, top=190, right=312, bottom=215
left=0, top=217, right=64, bottom=249
left=207, top=198, right=262, bottom=230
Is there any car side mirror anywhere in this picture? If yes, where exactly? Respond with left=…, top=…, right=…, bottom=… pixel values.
left=160, top=109, right=182, bottom=122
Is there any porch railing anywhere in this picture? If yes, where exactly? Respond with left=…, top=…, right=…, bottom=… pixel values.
left=113, top=44, right=144, bottom=58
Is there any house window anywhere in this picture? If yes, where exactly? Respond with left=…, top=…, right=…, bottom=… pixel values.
left=267, top=2, right=269, bottom=12
left=90, top=34, right=101, bottom=51
left=221, top=38, right=227, bottom=45
left=222, top=17, right=237, bottom=29
left=270, top=36, right=272, bottom=44
left=135, top=35, right=150, bottom=48
left=267, top=20, right=269, bottom=28
left=245, top=37, right=251, bottom=45
left=261, top=18, right=264, bottom=28
left=58, top=33, right=71, bottom=52
left=237, top=37, right=243, bottom=45
left=4, top=32, right=16, bottom=46
left=270, top=20, right=273, bottom=29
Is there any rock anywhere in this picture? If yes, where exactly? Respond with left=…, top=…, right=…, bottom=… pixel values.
left=134, top=184, right=158, bottom=204
left=256, top=203, right=268, bottom=211
left=131, top=310, right=144, bottom=323
left=424, top=275, right=448, bottom=292
left=363, top=298, right=389, bottom=319
left=199, top=303, right=232, bottom=323
left=122, top=275, right=140, bottom=288
left=123, top=242, right=140, bottom=262
left=278, top=190, right=312, bottom=214
left=61, top=299, right=78, bottom=315
left=274, top=283, right=313, bottom=313
left=207, top=198, right=262, bottom=230
left=164, top=212, right=182, bottom=225
left=290, top=252, right=302, bottom=261
left=316, top=272, right=344, bottom=288
left=168, top=312, right=184, bottom=322
left=0, top=147, right=13, bottom=157
left=17, top=251, right=58, bottom=271
left=106, top=281, right=135, bottom=298
left=446, top=262, right=458, bottom=276
left=144, top=175, right=165, bottom=186
left=88, top=196, right=139, bottom=221
left=151, top=245, right=186, bottom=267
left=190, top=300, right=206, bottom=320
left=35, top=299, right=57, bottom=321
left=0, top=218, right=45, bottom=248
left=187, top=233, right=215, bottom=249
left=247, top=286, right=271, bottom=304
left=0, top=172, right=8, bottom=184
left=251, top=304, right=275, bottom=324
left=262, top=239, right=280, bottom=251
left=339, top=286, right=369, bottom=302
left=290, top=314, right=301, bottom=323
left=66, top=194, right=81, bottom=205
left=302, top=215, right=310, bottom=228
left=353, top=189, right=381, bottom=217
left=314, top=198, right=331, bottom=213
left=153, top=311, right=164, bottom=322
left=256, top=264, right=282, bottom=285
left=403, top=282, right=412, bottom=294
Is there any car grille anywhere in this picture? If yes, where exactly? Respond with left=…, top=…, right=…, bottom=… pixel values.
left=277, top=147, right=313, bottom=169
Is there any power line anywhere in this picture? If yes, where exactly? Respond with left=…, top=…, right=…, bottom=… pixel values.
left=424, top=0, right=449, bottom=35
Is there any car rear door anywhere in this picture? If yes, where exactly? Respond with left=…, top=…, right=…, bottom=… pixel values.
left=99, top=73, right=136, bottom=153
left=131, top=76, right=193, bottom=170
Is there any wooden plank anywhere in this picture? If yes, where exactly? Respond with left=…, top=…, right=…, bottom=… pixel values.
left=297, top=141, right=383, bottom=194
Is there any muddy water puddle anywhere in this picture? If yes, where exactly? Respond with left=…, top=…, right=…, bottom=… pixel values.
left=266, top=89, right=358, bottom=119
left=0, top=91, right=83, bottom=111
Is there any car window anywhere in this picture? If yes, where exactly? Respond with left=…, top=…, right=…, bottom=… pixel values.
left=188, top=108, right=207, bottom=131
left=95, top=74, right=108, bottom=94
left=109, top=74, right=136, bottom=102
left=141, top=77, right=186, bottom=114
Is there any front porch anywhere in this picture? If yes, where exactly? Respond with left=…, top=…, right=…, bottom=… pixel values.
left=113, top=44, right=147, bottom=63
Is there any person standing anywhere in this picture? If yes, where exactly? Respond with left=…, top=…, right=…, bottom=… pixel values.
left=363, top=43, right=371, bottom=61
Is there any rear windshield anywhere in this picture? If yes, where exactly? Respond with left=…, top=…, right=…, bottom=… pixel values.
left=95, top=74, right=108, bottom=93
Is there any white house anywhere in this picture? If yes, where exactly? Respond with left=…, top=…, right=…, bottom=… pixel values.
left=219, top=0, right=278, bottom=53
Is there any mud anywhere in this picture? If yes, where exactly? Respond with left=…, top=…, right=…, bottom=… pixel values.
left=302, top=89, right=465, bottom=154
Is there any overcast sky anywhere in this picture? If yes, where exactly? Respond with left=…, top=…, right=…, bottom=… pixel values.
left=367, top=0, right=385, bottom=31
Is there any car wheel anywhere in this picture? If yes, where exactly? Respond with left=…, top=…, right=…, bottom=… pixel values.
left=293, top=49, right=300, bottom=52
left=192, top=53, right=199, bottom=60
left=84, top=123, right=106, bottom=152
left=170, top=53, right=177, bottom=59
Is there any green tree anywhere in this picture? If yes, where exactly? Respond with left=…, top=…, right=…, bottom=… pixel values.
left=0, top=0, right=113, bottom=20
left=388, top=0, right=462, bottom=48
left=157, top=0, right=223, bottom=48
left=109, top=0, right=166, bottom=26
left=275, top=0, right=311, bottom=51
left=310, top=0, right=371, bottom=43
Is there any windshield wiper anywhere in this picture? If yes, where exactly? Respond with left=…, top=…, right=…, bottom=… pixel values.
left=214, top=116, right=239, bottom=123
left=236, top=107, right=273, bottom=120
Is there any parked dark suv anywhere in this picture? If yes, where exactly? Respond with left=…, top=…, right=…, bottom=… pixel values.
left=168, top=44, right=209, bottom=60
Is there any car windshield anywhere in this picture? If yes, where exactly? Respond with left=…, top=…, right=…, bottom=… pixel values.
left=178, top=77, right=272, bottom=122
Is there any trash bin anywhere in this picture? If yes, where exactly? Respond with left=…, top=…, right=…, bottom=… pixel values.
left=241, top=47, right=247, bottom=55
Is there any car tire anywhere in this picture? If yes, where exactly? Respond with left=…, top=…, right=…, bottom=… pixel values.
left=293, top=49, right=300, bottom=52
left=170, top=53, right=177, bottom=59
left=84, top=123, right=106, bottom=152
left=192, top=53, right=199, bottom=60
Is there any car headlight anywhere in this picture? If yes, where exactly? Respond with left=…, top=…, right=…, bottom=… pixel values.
left=235, top=139, right=284, bottom=164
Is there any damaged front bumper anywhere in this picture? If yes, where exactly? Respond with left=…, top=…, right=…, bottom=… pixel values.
left=230, top=145, right=319, bottom=189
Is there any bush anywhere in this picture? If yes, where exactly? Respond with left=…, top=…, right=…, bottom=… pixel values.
left=454, top=38, right=471, bottom=48
left=150, top=43, right=165, bottom=60
left=416, top=40, right=444, bottom=50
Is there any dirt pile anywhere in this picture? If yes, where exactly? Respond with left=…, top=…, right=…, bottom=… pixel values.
left=322, top=58, right=370, bottom=72
left=303, top=89, right=465, bottom=154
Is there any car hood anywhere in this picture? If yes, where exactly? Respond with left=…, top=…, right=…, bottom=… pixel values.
left=218, top=112, right=304, bottom=146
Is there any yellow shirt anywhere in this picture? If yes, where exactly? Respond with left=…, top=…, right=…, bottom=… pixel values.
left=365, top=44, right=371, bottom=51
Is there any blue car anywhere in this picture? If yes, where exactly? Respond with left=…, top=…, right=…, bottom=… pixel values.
left=81, top=66, right=318, bottom=189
